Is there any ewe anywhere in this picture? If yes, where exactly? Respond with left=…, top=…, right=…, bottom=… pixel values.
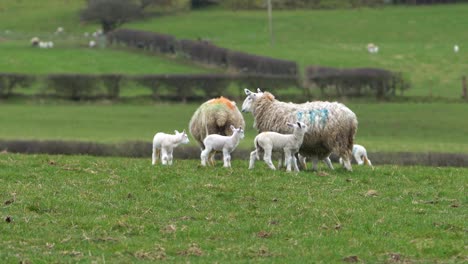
left=242, top=88, right=357, bottom=171
left=152, top=130, right=189, bottom=166
left=201, top=125, right=244, bottom=168
left=249, top=122, right=307, bottom=172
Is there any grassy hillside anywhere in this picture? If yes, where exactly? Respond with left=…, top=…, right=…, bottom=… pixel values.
left=1, top=2, right=467, bottom=98
left=1, top=154, right=465, bottom=263
left=1, top=102, right=467, bottom=153
left=128, top=5, right=468, bottom=98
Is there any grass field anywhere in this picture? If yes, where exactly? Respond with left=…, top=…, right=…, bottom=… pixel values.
left=1, top=101, right=467, bottom=153
left=1, top=2, right=468, bottom=98
left=0, top=154, right=466, bottom=263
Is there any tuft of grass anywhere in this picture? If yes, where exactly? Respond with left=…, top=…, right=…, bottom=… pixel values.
left=0, top=153, right=466, bottom=263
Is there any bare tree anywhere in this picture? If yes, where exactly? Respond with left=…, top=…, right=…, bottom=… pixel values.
left=81, top=0, right=142, bottom=33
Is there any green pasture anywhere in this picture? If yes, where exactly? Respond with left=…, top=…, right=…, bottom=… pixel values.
left=0, top=154, right=466, bottom=263
left=1, top=2, right=468, bottom=98
left=1, top=102, right=467, bottom=153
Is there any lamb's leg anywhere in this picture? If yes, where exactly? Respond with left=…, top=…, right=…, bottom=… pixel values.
left=223, top=149, right=231, bottom=168
left=277, top=153, right=284, bottom=169
left=263, top=147, right=276, bottom=170
left=200, top=147, right=211, bottom=166
left=292, top=155, right=300, bottom=172
left=152, top=148, right=160, bottom=165
left=161, top=149, right=168, bottom=165
left=323, top=157, right=334, bottom=170
left=249, top=150, right=257, bottom=169
left=167, top=149, right=174, bottom=166
left=284, top=150, right=292, bottom=172
left=355, top=153, right=364, bottom=165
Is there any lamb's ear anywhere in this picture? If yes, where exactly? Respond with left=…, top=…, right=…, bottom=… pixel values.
left=287, top=122, right=294, bottom=128
left=297, top=122, right=302, bottom=128
left=182, top=129, right=186, bottom=134
left=230, top=125, right=235, bottom=131
left=174, top=130, right=180, bottom=134
left=257, top=88, right=262, bottom=93
left=244, top=88, right=252, bottom=96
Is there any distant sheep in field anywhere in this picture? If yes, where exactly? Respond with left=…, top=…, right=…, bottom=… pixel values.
left=339, top=144, right=373, bottom=168
left=367, top=43, right=379, bottom=54
left=249, top=121, right=307, bottom=172
left=454, top=44, right=459, bottom=53
left=189, top=96, right=245, bottom=149
left=89, top=40, right=96, bottom=48
left=242, top=88, right=358, bottom=171
left=201, top=125, right=244, bottom=168
left=30, top=37, right=40, bottom=47
left=152, top=130, right=189, bottom=166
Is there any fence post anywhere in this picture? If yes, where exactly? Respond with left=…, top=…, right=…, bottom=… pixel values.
left=462, top=76, right=467, bottom=101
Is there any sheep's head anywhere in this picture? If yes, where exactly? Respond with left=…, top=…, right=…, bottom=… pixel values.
left=230, top=125, right=245, bottom=139
left=287, top=121, right=308, bottom=133
left=175, top=129, right=190, bottom=144
left=242, top=88, right=264, bottom=113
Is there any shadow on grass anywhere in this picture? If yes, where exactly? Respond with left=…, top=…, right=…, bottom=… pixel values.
left=0, top=139, right=467, bottom=167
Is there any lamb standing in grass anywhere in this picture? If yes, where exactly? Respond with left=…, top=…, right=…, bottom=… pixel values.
left=340, top=144, right=373, bottom=168
left=152, top=130, right=189, bottom=166
left=249, top=122, right=307, bottom=172
left=242, top=88, right=357, bottom=171
left=201, top=125, right=244, bottom=168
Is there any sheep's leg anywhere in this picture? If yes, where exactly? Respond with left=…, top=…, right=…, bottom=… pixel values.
left=209, top=152, right=216, bottom=166
left=263, top=147, right=276, bottom=170
left=152, top=148, right=160, bottom=165
left=277, top=153, right=284, bottom=169
left=249, top=150, right=257, bottom=169
left=222, top=149, right=231, bottom=168
left=363, top=155, right=373, bottom=168
left=339, top=157, right=343, bottom=165
left=311, top=156, right=319, bottom=171
left=323, top=157, right=334, bottom=170
left=200, top=148, right=211, bottom=166
left=161, top=148, right=169, bottom=165
left=298, top=154, right=307, bottom=170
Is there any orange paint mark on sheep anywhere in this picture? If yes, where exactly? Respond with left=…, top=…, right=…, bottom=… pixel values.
left=208, top=96, right=235, bottom=110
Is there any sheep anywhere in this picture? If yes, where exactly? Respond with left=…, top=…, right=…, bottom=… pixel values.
left=152, top=130, right=189, bottom=166
left=200, top=125, right=244, bottom=168
left=339, top=144, right=373, bottom=168
left=454, top=44, right=459, bottom=53
left=249, top=121, right=307, bottom=172
left=55, top=27, right=64, bottom=34
left=89, top=40, right=96, bottom=48
left=189, top=96, right=245, bottom=165
left=242, top=88, right=358, bottom=171
left=367, top=43, right=379, bottom=54
left=30, top=37, right=40, bottom=47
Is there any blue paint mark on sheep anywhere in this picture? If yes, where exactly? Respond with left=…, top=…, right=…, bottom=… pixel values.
left=297, top=109, right=329, bottom=127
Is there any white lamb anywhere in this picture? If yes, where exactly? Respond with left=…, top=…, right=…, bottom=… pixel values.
left=152, top=130, right=189, bottom=166
left=201, top=125, right=244, bottom=168
left=339, top=144, right=373, bottom=168
left=249, top=122, right=307, bottom=172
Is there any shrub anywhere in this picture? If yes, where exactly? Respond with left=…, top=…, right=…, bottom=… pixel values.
left=107, top=29, right=177, bottom=53
left=101, top=74, right=123, bottom=99
left=46, top=74, right=101, bottom=100
left=81, top=0, right=142, bottom=33
left=305, top=66, right=410, bottom=99
left=178, top=39, right=228, bottom=66
left=0, top=73, right=35, bottom=98
left=227, top=51, right=298, bottom=76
